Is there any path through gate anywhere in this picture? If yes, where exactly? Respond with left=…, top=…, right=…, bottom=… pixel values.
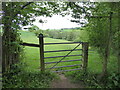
left=21, top=34, right=89, bottom=73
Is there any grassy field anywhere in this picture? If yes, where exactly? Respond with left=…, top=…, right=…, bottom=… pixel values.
left=20, top=31, right=101, bottom=74
left=20, top=31, right=117, bottom=75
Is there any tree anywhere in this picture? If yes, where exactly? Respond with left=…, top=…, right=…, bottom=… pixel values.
left=67, top=2, right=120, bottom=78
left=28, top=25, right=40, bottom=32
left=66, top=30, right=76, bottom=41
left=111, top=2, right=120, bottom=74
left=88, top=15, right=111, bottom=78
left=1, top=2, right=64, bottom=72
left=87, top=2, right=120, bottom=78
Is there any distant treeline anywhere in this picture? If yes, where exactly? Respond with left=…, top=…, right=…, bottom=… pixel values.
left=28, top=28, right=88, bottom=42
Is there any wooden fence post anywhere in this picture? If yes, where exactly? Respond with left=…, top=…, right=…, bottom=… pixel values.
left=82, top=42, right=89, bottom=72
left=38, top=33, right=45, bottom=72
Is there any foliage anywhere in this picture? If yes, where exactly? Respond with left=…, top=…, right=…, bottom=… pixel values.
left=2, top=28, right=24, bottom=71
left=87, top=2, right=120, bottom=77
left=2, top=2, right=65, bottom=72
left=88, top=3, right=119, bottom=50
left=67, top=2, right=94, bottom=26
left=69, top=2, right=120, bottom=78
left=28, top=27, right=49, bottom=37
left=45, top=29, right=89, bottom=42
left=107, top=73, right=120, bottom=88
left=2, top=2, right=64, bottom=29
left=66, top=70, right=120, bottom=88
left=28, top=25, right=40, bottom=32
left=66, top=30, right=76, bottom=41
left=2, top=63, right=56, bottom=88
left=28, top=25, right=43, bottom=36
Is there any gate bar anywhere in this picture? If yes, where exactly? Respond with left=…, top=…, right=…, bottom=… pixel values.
left=46, top=64, right=82, bottom=69
left=44, top=54, right=82, bottom=59
left=44, top=49, right=82, bottom=53
left=44, top=42, right=82, bottom=45
left=44, top=59, right=82, bottom=64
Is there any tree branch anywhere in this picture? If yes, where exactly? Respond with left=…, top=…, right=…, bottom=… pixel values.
left=13, top=2, right=34, bottom=19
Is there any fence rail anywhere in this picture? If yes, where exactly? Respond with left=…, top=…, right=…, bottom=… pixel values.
left=20, top=42, right=39, bottom=47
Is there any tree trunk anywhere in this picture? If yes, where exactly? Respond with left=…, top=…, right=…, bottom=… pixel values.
left=102, top=47, right=109, bottom=79
left=2, top=3, right=12, bottom=72
left=2, top=23, right=11, bottom=72
left=101, top=12, right=112, bottom=80
left=118, top=3, right=120, bottom=74
left=117, top=32, right=120, bottom=74
left=118, top=45, right=120, bottom=74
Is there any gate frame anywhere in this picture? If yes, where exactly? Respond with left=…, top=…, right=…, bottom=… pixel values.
left=38, top=34, right=45, bottom=72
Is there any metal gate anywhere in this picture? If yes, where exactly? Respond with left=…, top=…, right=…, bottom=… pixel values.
left=21, top=33, right=88, bottom=73
left=38, top=34, right=89, bottom=73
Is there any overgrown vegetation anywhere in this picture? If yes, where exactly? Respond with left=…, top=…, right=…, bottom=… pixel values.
left=87, top=3, right=120, bottom=79
left=2, top=62, right=56, bottom=88
left=66, top=70, right=120, bottom=88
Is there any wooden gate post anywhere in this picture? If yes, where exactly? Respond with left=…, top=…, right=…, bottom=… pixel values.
left=82, top=42, right=89, bottom=72
left=38, top=33, right=45, bottom=72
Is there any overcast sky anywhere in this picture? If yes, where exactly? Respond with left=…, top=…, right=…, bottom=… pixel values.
left=23, top=15, right=82, bottom=30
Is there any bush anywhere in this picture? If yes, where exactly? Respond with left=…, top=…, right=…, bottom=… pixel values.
left=61, top=31, right=68, bottom=40
left=34, top=30, right=43, bottom=36
left=65, top=70, right=120, bottom=88
left=107, top=73, right=120, bottom=88
left=2, top=63, right=56, bottom=88
left=66, top=31, right=77, bottom=41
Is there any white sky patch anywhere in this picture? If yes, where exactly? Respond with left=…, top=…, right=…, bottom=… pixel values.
left=32, top=15, right=81, bottom=30
left=90, top=0, right=94, bottom=2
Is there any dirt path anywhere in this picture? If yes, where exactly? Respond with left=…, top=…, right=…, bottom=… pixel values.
left=50, top=73, right=85, bottom=88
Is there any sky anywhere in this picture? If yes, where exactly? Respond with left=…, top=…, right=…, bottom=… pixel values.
left=23, top=15, right=82, bottom=30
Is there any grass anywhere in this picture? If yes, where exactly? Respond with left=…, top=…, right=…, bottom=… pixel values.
left=20, top=31, right=82, bottom=72
left=20, top=31, right=118, bottom=74
left=20, top=31, right=103, bottom=74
